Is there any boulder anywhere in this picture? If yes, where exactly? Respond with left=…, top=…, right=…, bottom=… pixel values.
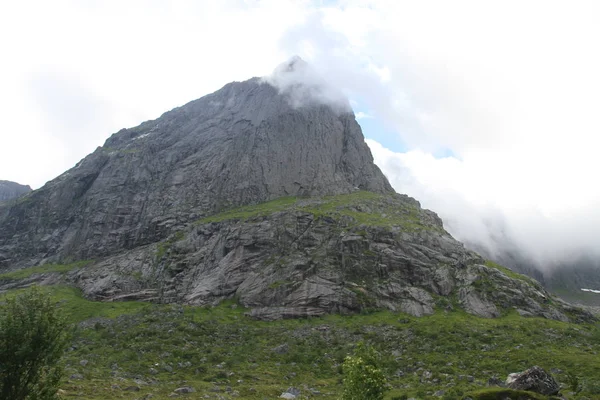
left=506, top=365, right=560, bottom=395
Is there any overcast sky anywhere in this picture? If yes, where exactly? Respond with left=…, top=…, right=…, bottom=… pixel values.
left=1, top=0, right=600, bottom=270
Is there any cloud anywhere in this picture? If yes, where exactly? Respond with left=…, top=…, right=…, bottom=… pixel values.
left=273, top=2, right=600, bottom=270
left=264, top=56, right=351, bottom=112
left=366, top=139, right=600, bottom=269
left=355, top=111, right=373, bottom=120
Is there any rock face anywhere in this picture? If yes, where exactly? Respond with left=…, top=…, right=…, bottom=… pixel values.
left=0, top=180, right=31, bottom=202
left=506, top=366, right=561, bottom=396
left=2, top=192, right=589, bottom=322
left=0, top=61, right=391, bottom=269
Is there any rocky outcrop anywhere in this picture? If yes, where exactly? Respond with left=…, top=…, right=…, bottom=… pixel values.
left=0, top=62, right=391, bottom=270
left=0, top=180, right=31, bottom=202
left=0, top=191, right=582, bottom=322
left=506, top=366, right=561, bottom=396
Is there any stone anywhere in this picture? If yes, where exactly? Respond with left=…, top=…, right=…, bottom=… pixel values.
left=506, top=366, right=561, bottom=395
left=123, top=386, right=140, bottom=392
left=272, top=343, right=289, bottom=354
left=174, top=386, right=195, bottom=394
left=79, top=359, right=88, bottom=367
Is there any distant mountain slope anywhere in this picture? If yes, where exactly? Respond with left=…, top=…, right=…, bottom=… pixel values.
left=0, top=180, right=31, bottom=202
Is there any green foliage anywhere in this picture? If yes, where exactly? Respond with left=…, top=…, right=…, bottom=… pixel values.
left=0, top=260, right=92, bottom=281
left=0, top=287, right=70, bottom=400
left=341, top=343, right=387, bottom=400
left=566, top=371, right=582, bottom=394
left=1, top=286, right=600, bottom=399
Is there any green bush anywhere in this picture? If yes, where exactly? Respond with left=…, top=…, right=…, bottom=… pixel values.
left=341, top=343, right=387, bottom=400
left=0, top=288, right=69, bottom=399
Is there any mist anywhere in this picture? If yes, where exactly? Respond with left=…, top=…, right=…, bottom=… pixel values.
left=275, top=3, right=600, bottom=272
left=264, top=56, right=351, bottom=113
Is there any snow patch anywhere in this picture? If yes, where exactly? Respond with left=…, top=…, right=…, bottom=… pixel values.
left=581, top=288, right=600, bottom=294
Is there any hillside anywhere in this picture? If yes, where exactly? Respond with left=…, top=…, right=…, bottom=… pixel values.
left=0, top=59, right=598, bottom=399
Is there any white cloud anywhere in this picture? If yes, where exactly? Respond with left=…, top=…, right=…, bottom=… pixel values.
left=367, top=139, right=600, bottom=268
left=355, top=111, right=373, bottom=120
left=264, top=56, right=351, bottom=112
left=274, top=1, right=600, bottom=269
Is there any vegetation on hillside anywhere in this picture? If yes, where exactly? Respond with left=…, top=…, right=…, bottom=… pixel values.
left=1, top=286, right=598, bottom=399
left=198, top=191, right=440, bottom=232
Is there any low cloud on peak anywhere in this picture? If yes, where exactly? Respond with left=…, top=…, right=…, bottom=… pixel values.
left=264, top=56, right=352, bottom=113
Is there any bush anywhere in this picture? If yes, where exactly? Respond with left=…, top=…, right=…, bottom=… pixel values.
left=0, top=288, right=69, bottom=399
left=341, top=342, right=387, bottom=400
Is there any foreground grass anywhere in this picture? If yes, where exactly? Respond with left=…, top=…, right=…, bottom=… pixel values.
left=5, top=286, right=596, bottom=399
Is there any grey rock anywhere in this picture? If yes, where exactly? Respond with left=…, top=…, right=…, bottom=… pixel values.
left=124, top=385, right=141, bottom=391
left=0, top=180, right=31, bottom=203
left=173, top=386, right=195, bottom=394
left=506, top=366, right=560, bottom=395
left=272, top=343, right=289, bottom=354
left=79, top=359, right=88, bottom=367
left=489, top=373, right=506, bottom=386
left=69, top=374, right=83, bottom=380
left=285, top=387, right=300, bottom=396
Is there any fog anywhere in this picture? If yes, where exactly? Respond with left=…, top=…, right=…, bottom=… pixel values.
left=264, top=56, right=351, bottom=113
left=275, top=3, right=600, bottom=271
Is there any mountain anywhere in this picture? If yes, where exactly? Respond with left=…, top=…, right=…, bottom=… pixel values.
left=0, top=59, right=590, bottom=322
left=0, top=180, right=31, bottom=202
left=0, top=59, right=391, bottom=269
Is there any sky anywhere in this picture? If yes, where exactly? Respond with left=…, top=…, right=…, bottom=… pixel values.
left=1, top=0, right=600, bottom=271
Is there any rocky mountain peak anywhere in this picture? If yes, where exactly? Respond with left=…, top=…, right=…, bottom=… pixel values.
left=0, top=180, right=31, bottom=202
left=0, top=61, right=391, bottom=267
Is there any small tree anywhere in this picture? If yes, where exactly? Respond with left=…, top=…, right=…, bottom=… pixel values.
left=0, top=287, right=69, bottom=400
left=341, top=342, right=387, bottom=400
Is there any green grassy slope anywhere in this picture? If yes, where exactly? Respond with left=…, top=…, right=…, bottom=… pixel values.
left=5, top=286, right=599, bottom=400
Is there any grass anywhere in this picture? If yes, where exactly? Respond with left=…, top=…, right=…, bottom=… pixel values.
left=197, top=196, right=300, bottom=223
left=197, top=191, right=440, bottom=232
left=0, top=260, right=92, bottom=281
left=3, top=285, right=599, bottom=399
left=485, top=260, right=536, bottom=284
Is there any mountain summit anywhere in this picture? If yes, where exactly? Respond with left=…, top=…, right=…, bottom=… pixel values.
left=0, top=59, right=590, bottom=323
left=0, top=59, right=391, bottom=268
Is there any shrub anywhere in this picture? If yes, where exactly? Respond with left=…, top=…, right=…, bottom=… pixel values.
left=0, top=288, right=69, bottom=399
left=341, top=342, right=387, bottom=400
